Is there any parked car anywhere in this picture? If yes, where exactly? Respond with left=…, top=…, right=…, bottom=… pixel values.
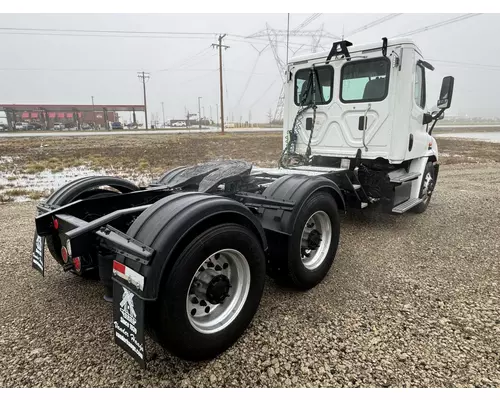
left=15, top=122, right=29, bottom=131
left=111, top=121, right=124, bottom=130
left=81, top=123, right=92, bottom=130
left=29, top=122, right=43, bottom=130
left=125, top=123, right=138, bottom=130
left=53, top=123, right=65, bottom=131
left=172, top=121, right=186, bottom=127
left=0, top=124, right=7, bottom=132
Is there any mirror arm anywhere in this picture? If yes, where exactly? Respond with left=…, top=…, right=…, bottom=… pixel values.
left=428, top=109, right=445, bottom=136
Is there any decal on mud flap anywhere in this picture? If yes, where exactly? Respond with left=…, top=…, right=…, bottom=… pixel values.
left=32, top=231, right=45, bottom=276
left=113, top=281, right=146, bottom=368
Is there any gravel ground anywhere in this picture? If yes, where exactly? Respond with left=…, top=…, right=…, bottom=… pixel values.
left=0, top=163, right=499, bottom=388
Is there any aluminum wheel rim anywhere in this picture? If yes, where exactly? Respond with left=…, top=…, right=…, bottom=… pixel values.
left=422, top=172, right=434, bottom=203
left=300, top=210, right=332, bottom=270
left=186, top=249, right=250, bottom=334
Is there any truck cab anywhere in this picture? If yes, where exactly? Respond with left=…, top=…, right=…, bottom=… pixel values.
left=282, top=37, right=454, bottom=213
left=285, top=38, right=446, bottom=163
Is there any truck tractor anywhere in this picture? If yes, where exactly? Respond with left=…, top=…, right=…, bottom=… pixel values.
left=32, top=37, right=454, bottom=367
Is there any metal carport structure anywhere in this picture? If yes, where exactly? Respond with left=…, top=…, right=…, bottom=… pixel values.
left=0, top=104, right=146, bottom=130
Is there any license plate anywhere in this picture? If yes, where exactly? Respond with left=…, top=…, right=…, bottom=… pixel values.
left=113, top=280, right=146, bottom=368
left=32, top=231, right=45, bottom=276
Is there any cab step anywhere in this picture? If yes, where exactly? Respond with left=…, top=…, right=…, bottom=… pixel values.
left=392, top=197, right=423, bottom=214
left=390, top=172, right=421, bottom=184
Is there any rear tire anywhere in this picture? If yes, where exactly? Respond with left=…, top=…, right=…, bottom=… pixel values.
left=270, top=191, right=340, bottom=290
left=44, top=176, right=139, bottom=277
left=149, top=223, right=266, bottom=361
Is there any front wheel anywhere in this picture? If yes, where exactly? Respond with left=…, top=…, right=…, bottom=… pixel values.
left=150, top=223, right=266, bottom=361
left=412, top=161, right=436, bottom=214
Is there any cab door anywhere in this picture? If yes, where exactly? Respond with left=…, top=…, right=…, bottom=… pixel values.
left=406, top=58, right=431, bottom=159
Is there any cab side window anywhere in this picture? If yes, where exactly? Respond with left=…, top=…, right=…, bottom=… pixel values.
left=414, top=64, right=426, bottom=109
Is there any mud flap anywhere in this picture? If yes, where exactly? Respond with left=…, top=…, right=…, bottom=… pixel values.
left=32, top=231, right=45, bottom=276
left=113, top=280, right=146, bottom=368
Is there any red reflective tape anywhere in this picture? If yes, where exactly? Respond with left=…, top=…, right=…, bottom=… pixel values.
left=113, top=260, right=126, bottom=274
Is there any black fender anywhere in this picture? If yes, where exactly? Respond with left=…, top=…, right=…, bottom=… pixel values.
left=118, top=192, right=268, bottom=301
left=260, top=174, right=345, bottom=235
left=45, top=175, right=140, bottom=207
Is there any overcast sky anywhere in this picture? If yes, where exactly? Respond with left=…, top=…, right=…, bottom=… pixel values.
left=0, top=13, right=498, bottom=123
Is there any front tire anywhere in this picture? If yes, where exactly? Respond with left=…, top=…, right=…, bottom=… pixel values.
left=150, top=223, right=266, bottom=361
left=413, top=161, right=436, bottom=214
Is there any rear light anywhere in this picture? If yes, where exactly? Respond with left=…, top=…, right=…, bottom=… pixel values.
left=53, top=218, right=59, bottom=230
left=73, top=257, right=81, bottom=272
left=61, top=246, right=69, bottom=263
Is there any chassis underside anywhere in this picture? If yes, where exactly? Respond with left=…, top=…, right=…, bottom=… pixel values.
left=35, top=160, right=349, bottom=268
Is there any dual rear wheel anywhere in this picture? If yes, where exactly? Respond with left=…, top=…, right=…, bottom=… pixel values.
left=144, top=191, right=340, bottom=361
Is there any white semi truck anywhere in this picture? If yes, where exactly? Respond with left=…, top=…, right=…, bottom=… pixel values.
left=32, top=37, right=454, bottom=367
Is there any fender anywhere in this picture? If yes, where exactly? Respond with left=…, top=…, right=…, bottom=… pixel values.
left=45, top=175, right=140, bottom=207
left=424, top=135, right=439, bottom=163
left=260, top=174, right=345, bottom=235
left=117, top=192, right=267, bottom=301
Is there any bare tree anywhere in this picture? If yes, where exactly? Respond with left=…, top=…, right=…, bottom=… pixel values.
left=267, top=108, right=273, bottom=127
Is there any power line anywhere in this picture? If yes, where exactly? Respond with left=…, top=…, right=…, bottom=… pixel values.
left=394, top=14, right=482, bottom=37
left=0, top=31, right=214, bottom=40
left=428, top=59, right=500, bottom=72
left=176, top=70, right=218, bottom=86
left=0, top=67, right=142, bottom=72
left=155, top=46, right=213, bottom=72
left=0, top=27, right=218, bottom=35
left=234, top=45, right=270, bottom=110
left=0, top=26, right=315, bottom=48
left=248, top=78, right=280, bottom=110
left=291, top=14, right=322, bottom=33
left=346, top=14, right=402, bottom=37
left=428, top=59, right=500, bottom=69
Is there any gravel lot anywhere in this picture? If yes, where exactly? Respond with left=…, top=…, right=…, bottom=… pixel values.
left=0, top=162, right=499, bottom=388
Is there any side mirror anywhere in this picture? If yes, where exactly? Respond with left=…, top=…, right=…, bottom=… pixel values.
left=437, top=76, right=454, bottom=109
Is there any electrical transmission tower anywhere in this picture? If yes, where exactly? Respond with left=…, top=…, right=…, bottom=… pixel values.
left=247, top=19, right=336, bottom=123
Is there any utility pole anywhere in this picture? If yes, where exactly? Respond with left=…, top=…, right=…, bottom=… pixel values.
left=212, top=34, right=229, bottom=134
left=161, top=102, right=165, bottom=128
left=216, top=104, right=219, bottom=128
left=137, top=71, right=150, bottom=130
left=91, top=96, right=96, bottom=130
left=198, top=96, right=202, bottom=130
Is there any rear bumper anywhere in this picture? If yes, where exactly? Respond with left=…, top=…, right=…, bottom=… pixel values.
left=36, top=206, right=154, bottom=264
